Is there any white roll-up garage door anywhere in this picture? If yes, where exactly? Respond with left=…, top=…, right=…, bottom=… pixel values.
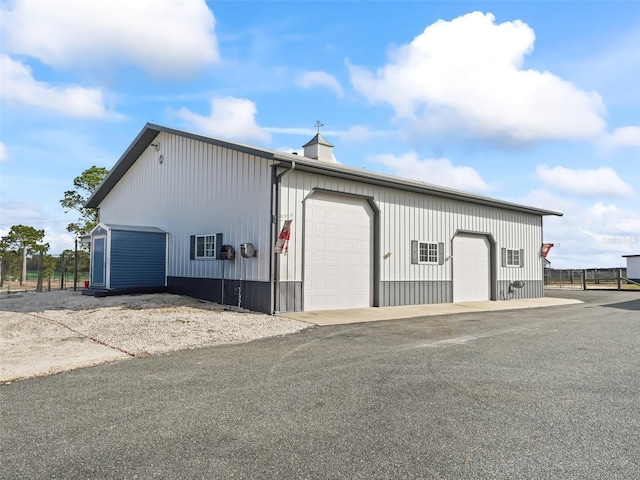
left=304, top=193, right=373, bottom=310
left=453, top=233, right=491, bottom=302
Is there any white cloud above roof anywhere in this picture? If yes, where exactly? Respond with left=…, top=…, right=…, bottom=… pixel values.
left=296, top=71, right=344, bottom=98
left=348, top=11, right=606, bottom=144
left=175, top=96, right=270, bottom=144
left=370, top=152, right=490, bottom=192
left=0, top=55, right=109, bottom=118
left=536, top=164, right=635, bottom=198
left=600, top=126, right=640, bottom=149
left=0, top=0, right=218, bottom=78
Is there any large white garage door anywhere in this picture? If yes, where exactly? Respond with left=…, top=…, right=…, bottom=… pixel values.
left=304, top=193, right=373, bottom=311
left=453, top=233, right=491, bottom=302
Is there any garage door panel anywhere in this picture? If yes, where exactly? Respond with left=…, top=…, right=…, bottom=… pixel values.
left=453, top=234, right=491, bottom=302
left=304, top=194, right=373, bottom=311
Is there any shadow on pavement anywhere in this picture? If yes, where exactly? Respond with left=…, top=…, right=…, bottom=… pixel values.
left=602, top=299, right=640, bottom=311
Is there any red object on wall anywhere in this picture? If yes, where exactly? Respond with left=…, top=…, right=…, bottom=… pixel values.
left=274, top=219, right=292, bottom=254
left=541, top=243, right=554, bottom=258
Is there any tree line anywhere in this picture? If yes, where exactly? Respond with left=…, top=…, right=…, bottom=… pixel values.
left=0, top=166, right=108, bottom=288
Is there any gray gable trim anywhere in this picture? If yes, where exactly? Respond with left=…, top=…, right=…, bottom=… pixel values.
left=272, top=157, right=562, bottom=217
left=90, top=223, right=167, bottom=234
left=86, top=123, right=562, bottom=217
left=86, top=123, right=297, bottom=208
left=102, top=224, right=167, bottom=233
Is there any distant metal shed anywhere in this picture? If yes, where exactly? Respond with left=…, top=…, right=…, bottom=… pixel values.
left=89, top=224, right=168, bottom=291
left=622, top=254, right=640, bottom=282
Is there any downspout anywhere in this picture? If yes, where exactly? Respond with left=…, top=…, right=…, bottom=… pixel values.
left=270, top=160, right=296, bottom=314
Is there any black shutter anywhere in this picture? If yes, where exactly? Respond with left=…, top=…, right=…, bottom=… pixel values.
left=411, top=241, right=418, bottom=264
left=215, top=233, right=223, bottom=259
left=438, top=242, right=445, bottom=265
left=519, top=249, right=525, bottom=268
left=190, top=235, right=195, bottom=260
left=501, top=247, right=506, bottom=267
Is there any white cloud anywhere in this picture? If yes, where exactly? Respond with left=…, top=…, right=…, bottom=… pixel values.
left=0, top=55, right=109, bottom=118
left=370, top=152, right=490, bottom=192
left=348, top=11, right=606, bottom=144
left=536, top=165, right=635, bottom=198
left=277, top=147, right=304, bottom=156
left=341, top=125, right=395, bottom=143
left=296, top=71, right=344, bottom=97
left=175, top=96, right=271, bottom=144
left=601, top=126, right=640, bottom=149
left=0, top=142, right=8, bottom=162
left=517, top=191, right=639, bottom=268
left=0, top=0, right=218, bottom=78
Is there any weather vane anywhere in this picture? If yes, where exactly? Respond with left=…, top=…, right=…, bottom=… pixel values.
left=314, top=120, right=324, bottom=134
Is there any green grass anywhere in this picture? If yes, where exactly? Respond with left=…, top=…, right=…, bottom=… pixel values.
left=25, top=270, right=89, bottom=282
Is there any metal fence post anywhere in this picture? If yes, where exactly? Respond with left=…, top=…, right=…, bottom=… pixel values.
left=582, top=269, right=587, bottom=290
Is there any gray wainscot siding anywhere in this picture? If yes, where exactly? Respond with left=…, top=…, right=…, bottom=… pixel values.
left=380, top=281, right=452, bottom=307
left=497, top=280, right=544, bottom=300
left=276, top=281, right=303, bottom=313
left=167, top=277, right=271, bottom=314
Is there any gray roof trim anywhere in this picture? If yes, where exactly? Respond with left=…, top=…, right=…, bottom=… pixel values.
left=86, top=123, right=562, bottom=217
left=85, top=123, right=286, bottom=208
left=622, top=254, right=640, bottom=258
left=272, top=156, right=562, bottom=217
left=93, top=223, right=167, bottom=234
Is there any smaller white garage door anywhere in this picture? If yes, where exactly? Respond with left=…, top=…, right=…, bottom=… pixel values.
left=453, top=233, right=491, bottom=302
left=304, top=193, right=373, bottom=311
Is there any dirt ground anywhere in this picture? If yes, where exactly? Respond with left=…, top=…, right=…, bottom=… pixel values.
left=0, top=290, right=309, bottom=383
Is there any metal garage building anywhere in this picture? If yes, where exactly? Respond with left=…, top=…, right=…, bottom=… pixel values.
left=86, top=123, right=561, bottom=313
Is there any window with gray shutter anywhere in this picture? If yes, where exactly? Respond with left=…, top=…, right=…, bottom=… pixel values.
left=411, top=241, right=442, bottom=264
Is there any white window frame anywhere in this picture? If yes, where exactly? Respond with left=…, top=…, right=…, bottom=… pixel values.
left=505, top=248, right=520, bottom=267
left=418, top=241, right=439, bottom=264
left=195, top=234, right=217, bottom=259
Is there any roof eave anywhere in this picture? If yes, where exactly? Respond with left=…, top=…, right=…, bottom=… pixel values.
left=273, top=156, right=563, bottom=217
left=85, top=123, right=279, bottom=208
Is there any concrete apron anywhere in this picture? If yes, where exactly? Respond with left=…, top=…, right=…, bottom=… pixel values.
left=280, top=297, right=583, bottom=326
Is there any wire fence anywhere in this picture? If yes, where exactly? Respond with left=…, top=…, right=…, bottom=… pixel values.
left=0, top=253, right=90, bottom=292
left=545, top=268, right=639, bottom=290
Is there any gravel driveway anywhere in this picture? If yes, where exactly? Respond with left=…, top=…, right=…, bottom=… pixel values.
left=0, top=290, right=309, bottom=383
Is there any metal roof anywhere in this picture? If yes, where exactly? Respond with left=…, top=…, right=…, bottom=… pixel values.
left=85, top=123, right=563, bottom=217
left=91, top=223, right=168, bottom=234
left=302, top=133, right=334, bottom=148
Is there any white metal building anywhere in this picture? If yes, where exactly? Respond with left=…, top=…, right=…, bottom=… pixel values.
left=622, top=255, right=640, bottom=281
left=86, top=123, right=562, bottom=313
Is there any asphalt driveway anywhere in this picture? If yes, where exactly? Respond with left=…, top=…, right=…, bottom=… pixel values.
left=1, top=290, right=639, bottom=479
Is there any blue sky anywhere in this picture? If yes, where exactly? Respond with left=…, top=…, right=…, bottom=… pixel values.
left=1, top=0, right=639, bottom=268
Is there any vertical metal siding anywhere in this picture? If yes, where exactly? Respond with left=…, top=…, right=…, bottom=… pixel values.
left=279, top=170, right=546, bottom=303
left=98, top=132, right=273, bottom=283
left=110, top=231, right=166, bottom=288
